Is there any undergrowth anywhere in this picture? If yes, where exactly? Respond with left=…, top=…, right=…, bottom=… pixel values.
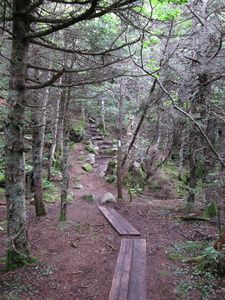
left=167, top=241, right=225, bottom=299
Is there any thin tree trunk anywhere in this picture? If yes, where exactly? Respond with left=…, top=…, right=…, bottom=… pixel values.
left=5, top=0, right=31, bottom=270
left=117, top=80, right=125, bottom=199
left=31, top=56, right=47, bottom=217
left=47, top=82, right=62, bottom=181
left=187, top=124, right=198, bottom=204
left=178, top=129, right=185, bottom=180
left=59, top=76, right=70, bottom=221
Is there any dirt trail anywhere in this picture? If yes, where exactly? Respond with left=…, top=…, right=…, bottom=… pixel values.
left=0, top=136, right=223, bottom=300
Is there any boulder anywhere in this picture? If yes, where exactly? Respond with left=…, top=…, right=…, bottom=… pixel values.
left=74, top=183, right=83, bottom=189
left=85, top=153, right=95, bottom=165
left=81, top=194, right=98, bottom=204
left=101, top=192, right=117, bottom=204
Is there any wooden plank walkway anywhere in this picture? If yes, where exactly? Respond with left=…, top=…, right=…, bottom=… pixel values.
left=108, top=238, right=146, bottom=300
left=98, top=206, right=140, bottom=236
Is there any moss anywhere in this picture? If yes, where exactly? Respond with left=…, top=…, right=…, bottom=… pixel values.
left=77, top=156, right=85, bottom=161
left=82, top=163, right=93, bottom=173
left=85, top=144, right=94, bottom=153
left=69, top=119, right=86, bottom=143
left=98, top=122, right=105, bottom=134
left=204, top=201, right=217, bottom=217
left=69, top=141, right=77, bottom=151
left=72, top=176, right=82, bottom=182
left=104, top=149, right=117, bottom=155
left=6, top=253, right=37, bottom=271
left=59, top=215, right=68, bottom=221
left=53, top=159, right=62, bottom=170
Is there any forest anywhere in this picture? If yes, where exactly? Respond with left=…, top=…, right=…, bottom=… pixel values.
left=0, top=0, right=225, bottom=299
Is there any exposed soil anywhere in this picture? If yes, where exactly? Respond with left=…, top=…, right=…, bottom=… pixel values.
left=0, top=137, right=225, bottom=300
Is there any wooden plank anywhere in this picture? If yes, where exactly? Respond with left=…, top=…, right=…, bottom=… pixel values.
left=98, top=206, right=128, bottom=235
left=128, top=239, right=146, bottom=300
left=108, top=239, right=146, bottom=300
left=98, top=206, right=140, bottom=236
left=109, top=208, right=140, bottom=236
left=108, top=239, right=133, bottom=300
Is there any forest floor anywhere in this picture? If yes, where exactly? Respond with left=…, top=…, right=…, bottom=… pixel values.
left=0, top=140, right=225, bottom=300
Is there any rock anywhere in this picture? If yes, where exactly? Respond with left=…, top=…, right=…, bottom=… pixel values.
left=44, top=194, right=55, bottom=203
left=81, top=194, right=98, bottom=204
left=74, top=183, right=83, bottom=189
left=101, top=192, right=117, bottom=204
left=82, top=163, right=93, bottom=173
left=85, top=153, right=95, bottom=165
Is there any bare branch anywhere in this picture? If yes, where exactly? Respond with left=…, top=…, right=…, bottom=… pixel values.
left=27, top=68, right=65, bottom=89
left=156, top=78, right=225, bottom=168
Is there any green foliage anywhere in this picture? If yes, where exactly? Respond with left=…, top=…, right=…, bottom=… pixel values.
left=42, top=179, right=56, bottom=191
left=167, top=241, right=223, bottom=298
left=105, top=174, right=117, bottom=183
left=103, top=149, right=117, bottom=155
left=77, top=156, right=85, bottom=161
left=69, top=141, right=77, bottom=151
left=204, top=201, right=217, bottom=217
left=129, top=184, right=143, bottom=197
left=156, top=0, right=188, bottom=4
left=198, top=247, right=220, bottom=274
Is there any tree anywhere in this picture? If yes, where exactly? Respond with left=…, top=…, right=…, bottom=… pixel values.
left=1, top=0, right=142, bottom=270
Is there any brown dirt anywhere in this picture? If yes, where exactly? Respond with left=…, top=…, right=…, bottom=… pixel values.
left=0, top=141, right=225, bottom=300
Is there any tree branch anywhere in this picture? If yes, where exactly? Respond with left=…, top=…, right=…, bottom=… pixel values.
left=156, top=78, right=225, bottom=168
left=27, top=68, right=65, bottom=89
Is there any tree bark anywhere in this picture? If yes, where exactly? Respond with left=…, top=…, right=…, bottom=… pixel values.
left=59, top=78, right=70, bottom=221
left=117, top=80, right=125, bottom=199
left=4, top=0, right=31, bottom=270
left=31, top=55, right=47, bottom=217
left=47, top=83, right=61, bottom=181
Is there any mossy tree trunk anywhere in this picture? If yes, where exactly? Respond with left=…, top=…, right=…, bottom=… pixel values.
left=4, top=0, right=31, bottom=270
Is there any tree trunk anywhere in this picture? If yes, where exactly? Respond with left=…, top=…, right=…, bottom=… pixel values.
left=47, top=85, right=61, bottom=181
left=31, top=55, right=47, bottom=217
left=59, top=79, right=70, bottom=221
left=117, top=80, right=125, bottom=199
left=4, top=0, right=31, bottom=270
left=187, top=124, right=198, bottom=204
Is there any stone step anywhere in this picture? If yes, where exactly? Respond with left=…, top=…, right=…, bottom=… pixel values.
left=96, top=155, right=114, bottom=160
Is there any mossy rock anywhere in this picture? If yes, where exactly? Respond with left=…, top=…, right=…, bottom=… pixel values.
left=44, top=193, right=55, bottom=203
left=81, top=194, right=98, bottom=204
left=67, top=191, right=75, bottom=203
left=73, top=176, right=82, bottom=182
left=82, top=163, right=93, bottom=173
left=74, top=183, right=83, bottom=189
left=69, top=121, right=86, bottom=143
